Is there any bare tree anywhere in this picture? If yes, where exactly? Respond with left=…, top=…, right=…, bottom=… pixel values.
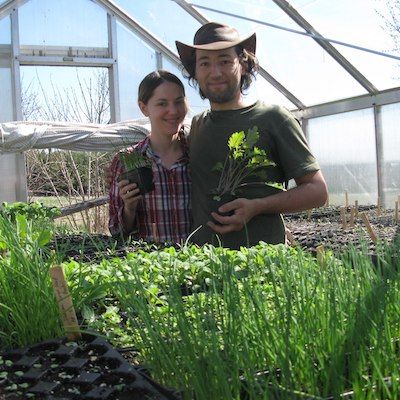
left=23, top=68, right=113, bottom=233
left=376, top=0, right=400, bottom=55
left=381, top=0, right=400, bottom=54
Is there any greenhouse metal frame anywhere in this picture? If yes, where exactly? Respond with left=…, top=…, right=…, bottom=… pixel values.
left=0, top=0, right=399, bottom=206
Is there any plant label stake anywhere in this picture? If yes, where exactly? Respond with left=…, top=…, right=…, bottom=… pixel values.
left=340, top=207, right=347, bottom=230
left=316, top=245, right=325, bottom=265
left=152, top=222, right=159, bottom=243
left=349, top=206, right=356, bottom=228
left=50, top=266, right=81, bottom=341
left=285, top=228, right=297, bottom=247
left=360, top=213, right=378, bottom=244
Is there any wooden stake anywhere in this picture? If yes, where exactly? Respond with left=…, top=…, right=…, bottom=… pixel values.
left=360, top=212, right=378, bottom=244
left=345, top=190, right=349, bottom=208
left=340, top=207, right=347, bottom=229
left=316, top=245, right=325, bottom=265
left=349, top=206, right=356, bottom=228
left=307, top=209, right=312, bottom=220
left=285, top=228, right=298, bottom=247
left=152, top=222, right=159, bottom=243
left=377, top=197, right=381, bottom=216
left=354, top=200, right=359, bottom=218
left=395, top=201, right=399, bottom=224
left=50, top=266, right=81, bottom=341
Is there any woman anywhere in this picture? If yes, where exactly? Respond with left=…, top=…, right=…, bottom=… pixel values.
left=108, top=70, right=191, bottom=244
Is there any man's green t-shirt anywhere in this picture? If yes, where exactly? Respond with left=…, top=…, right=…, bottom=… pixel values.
left=189, top=101, right=320, bottom=249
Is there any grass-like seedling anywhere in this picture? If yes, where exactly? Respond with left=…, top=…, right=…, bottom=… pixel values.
left=109, top=242, right=400, bottom=399
left=0, top=213, right=63, bottom=350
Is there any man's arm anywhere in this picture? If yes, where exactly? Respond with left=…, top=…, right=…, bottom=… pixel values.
left=207, top=170, right=328, bottom=234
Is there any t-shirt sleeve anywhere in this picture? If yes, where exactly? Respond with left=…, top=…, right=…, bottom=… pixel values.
left=271, top=108, right=320, bottom=181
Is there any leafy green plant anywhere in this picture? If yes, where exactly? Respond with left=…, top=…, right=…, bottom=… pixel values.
left=0, top=201, right=60, bottom=222
left=212, top=126, right=281, bottom=200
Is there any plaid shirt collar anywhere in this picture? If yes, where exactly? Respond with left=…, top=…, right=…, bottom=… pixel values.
left=135, top=130, right=189, bottom=164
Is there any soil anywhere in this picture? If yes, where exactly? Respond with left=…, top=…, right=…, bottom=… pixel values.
left=49, top=206, right=399, bottom=262
left=284, top=205, right=399, bottom=254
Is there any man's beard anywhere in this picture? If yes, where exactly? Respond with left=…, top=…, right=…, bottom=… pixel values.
left=200, top=81, right=241, bottom=104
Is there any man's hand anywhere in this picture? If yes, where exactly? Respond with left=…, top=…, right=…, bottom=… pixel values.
left=207, top=198, right=260, bottom=234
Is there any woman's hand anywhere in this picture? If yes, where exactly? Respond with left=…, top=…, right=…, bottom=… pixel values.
left=118, top=179, right=141, bottom=215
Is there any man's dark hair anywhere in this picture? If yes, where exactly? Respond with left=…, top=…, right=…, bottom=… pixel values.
left=182, top=45, right=259, bottom=99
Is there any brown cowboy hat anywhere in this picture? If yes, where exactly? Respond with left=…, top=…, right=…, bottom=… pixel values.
left=175, top=22, right=256, bottom=73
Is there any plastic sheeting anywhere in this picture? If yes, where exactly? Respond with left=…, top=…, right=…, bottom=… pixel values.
left=0, top=119, right=152, bottom=153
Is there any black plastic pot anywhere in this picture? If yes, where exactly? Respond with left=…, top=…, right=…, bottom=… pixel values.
left=119, top=167, right=154, bottom=195
left=208, top=193, right=236, bottom=224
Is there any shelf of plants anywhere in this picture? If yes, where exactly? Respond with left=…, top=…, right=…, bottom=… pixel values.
left=0, top=202, right=399, bottom=399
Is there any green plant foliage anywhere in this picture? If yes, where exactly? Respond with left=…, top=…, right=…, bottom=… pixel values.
left=212, top=126, right=281, bottom=200
left=1, top=218, right=399, bottom=399
left=0, top=214, right=63, bottom=350
left=0, top=201, right=60, bottom=222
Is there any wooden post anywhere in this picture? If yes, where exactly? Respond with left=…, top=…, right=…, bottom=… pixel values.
left=354, top=200, right=359, bottom=218
left=340, top=207, right=347, bottom=230
left=345, top=190, right=349, bottom=208
left=56, top=195, right=109, bottom=219
left=360, top=212, right=378, bottom=244
left=395, top=201, right=399, bottom=224
left=50, top=266, right=81, bottom=341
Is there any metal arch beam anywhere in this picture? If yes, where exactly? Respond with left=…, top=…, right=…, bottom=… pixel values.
left=292, top=86, right=400, bottom=120
left=172, top=0, right=306, bottom=109
left=272, top=0, right=378, bottom=94
left=171, top=0, right=209, bottom=24
left=0, top=0, right=29, bottom=20
left=93, top=0, right=181, bottom=67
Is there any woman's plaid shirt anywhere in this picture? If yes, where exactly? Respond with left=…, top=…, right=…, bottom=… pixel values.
left=108, top=135, right=192, bottom=244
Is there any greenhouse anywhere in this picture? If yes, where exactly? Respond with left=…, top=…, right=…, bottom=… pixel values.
left=0, top=0, right=400, bottom=399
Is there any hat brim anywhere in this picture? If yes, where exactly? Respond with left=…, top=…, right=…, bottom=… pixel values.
left=175, top=33, right=256, bottom=74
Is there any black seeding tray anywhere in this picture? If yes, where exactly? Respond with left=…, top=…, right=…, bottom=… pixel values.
left=0, top=334, right=181, bottom=400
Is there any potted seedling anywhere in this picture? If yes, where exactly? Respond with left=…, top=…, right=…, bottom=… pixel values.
left=210, top=126, right=282, bottom=217
left=118, top=150, right=155, bottom=195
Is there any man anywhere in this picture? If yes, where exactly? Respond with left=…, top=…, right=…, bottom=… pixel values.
left=176, top=22, right=328, bottom=249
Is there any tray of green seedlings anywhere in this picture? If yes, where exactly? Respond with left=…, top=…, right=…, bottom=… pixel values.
left=2, top=203, right=400, bottom=399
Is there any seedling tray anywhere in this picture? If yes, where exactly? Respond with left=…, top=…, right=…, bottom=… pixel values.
left=0, top=334, right=180, bottom=400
